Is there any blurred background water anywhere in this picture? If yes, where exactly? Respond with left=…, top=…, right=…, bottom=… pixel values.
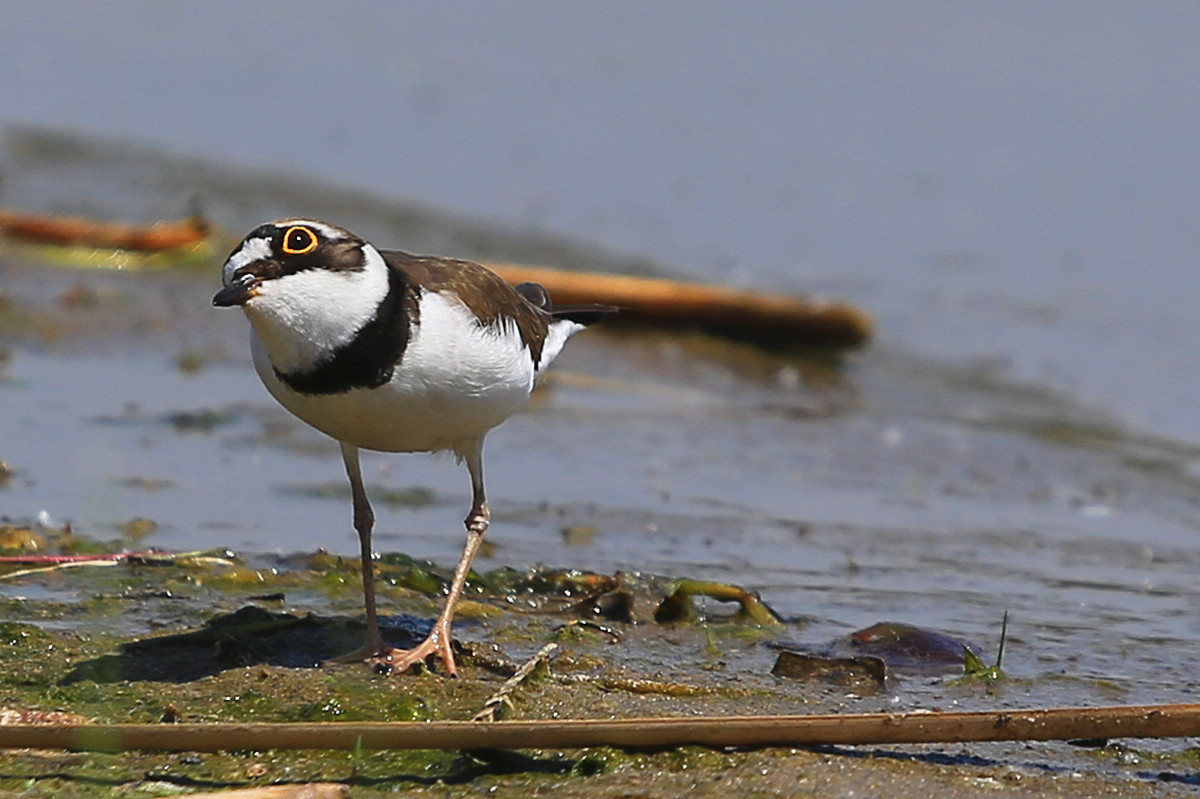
left=1, top=2, right=1200, bottom=710
left=4, top=2, right=1197, bottom=440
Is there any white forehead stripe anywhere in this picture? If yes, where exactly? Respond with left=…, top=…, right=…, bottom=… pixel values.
left=278, top=219, right=343, bottom=239
left=223, top=237, right=273, bottom=284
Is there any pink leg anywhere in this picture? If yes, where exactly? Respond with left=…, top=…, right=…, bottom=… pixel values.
left=327, top=440, right=490, bottom=678
left=383, top=439, right=489, bottom=677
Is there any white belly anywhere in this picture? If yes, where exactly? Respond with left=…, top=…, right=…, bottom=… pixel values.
left=250, top=291, right=538, bottom=454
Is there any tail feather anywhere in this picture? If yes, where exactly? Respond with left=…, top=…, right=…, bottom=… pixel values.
left=514, top=280, right=618, bottom=327
left=551, top=305, right=619, bottom=327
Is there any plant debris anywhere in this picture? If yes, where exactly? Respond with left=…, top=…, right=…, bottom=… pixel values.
left=654, top=578, right=783, bottom=626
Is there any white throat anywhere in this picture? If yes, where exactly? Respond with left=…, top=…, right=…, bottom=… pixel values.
left=243, top=244, right=392, bottom=375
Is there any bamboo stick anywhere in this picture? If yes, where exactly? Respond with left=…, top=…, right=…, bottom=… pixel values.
left=487, top=263, right=873, bottom=349
left=4, top=703, right=1199, bottom=752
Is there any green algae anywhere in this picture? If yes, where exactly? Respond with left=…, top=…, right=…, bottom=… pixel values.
left=0, top=547, right=806, bottom=795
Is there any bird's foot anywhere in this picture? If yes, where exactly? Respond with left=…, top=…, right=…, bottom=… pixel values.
left=325, top=632, right=458, bottom=677
left=371, top=632, right=458, bottom=678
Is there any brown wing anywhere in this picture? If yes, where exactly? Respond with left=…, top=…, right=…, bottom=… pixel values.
left=379, top=249, right=552, bottom=365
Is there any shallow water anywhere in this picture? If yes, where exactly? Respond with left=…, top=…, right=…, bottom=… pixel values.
left=2, top=153, right=1200, bottom=725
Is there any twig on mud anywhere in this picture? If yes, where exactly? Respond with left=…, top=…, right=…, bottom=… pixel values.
left=0, top=558, right=125, bottom=581
left=551, top=620, right=622, bottom=642
left=0, top=552, right=150, bottom=565
left=5, top=702, right=1200, bottom=752
left=173, top=785, right=348, bottom=799
left=0, top=550, right=235, bottom=580
left=556, top=674, right=714, bottom=697
left=472, top=643, right=558, bottom=722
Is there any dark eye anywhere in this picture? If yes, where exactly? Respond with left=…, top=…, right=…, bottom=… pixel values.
left=281, top=225, right=318, bottom=255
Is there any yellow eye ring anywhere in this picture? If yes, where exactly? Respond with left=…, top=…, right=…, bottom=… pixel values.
left=281, top=225, right=318, bottom=255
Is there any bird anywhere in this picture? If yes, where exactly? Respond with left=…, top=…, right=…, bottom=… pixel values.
left=213, top=218, right=614, bottom=676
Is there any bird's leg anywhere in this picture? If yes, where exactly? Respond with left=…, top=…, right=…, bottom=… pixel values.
left=385, top=440, right=489, bottom=678
left=325, top=442, right=392, bottom=664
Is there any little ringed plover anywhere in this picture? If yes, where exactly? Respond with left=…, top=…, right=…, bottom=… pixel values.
left=213, top=218, right=614, bottom=676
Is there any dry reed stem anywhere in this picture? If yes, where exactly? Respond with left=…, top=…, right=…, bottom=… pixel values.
left=472, top=643, right=558, bottom=722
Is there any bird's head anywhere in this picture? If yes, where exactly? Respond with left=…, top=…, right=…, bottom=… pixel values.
left=212, top=219, right=373, bottom=308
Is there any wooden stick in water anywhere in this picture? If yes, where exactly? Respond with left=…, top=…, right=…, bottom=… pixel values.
left=0, top=210, right=209, bottom=252
left=488, top=263, right=873, bottom=349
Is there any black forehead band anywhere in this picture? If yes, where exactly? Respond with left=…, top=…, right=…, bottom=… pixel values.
left=249, top=223, right=282, bottom=241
